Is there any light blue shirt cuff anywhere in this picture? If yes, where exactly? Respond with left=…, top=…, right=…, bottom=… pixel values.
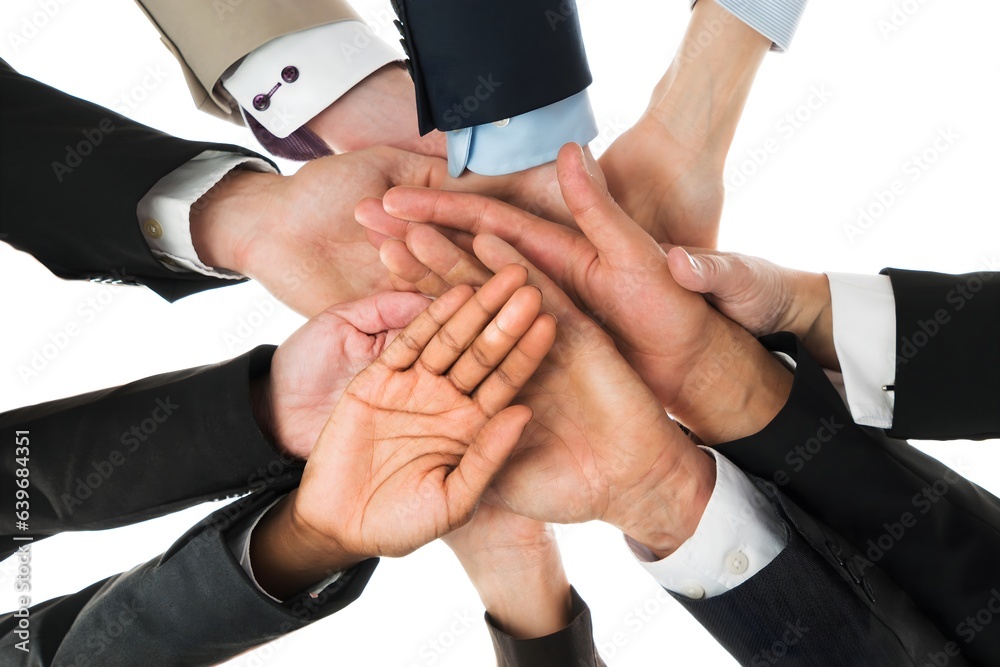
left=695, top=0, right=808, bottom=52
left=445, top=90, right=599, bottom=178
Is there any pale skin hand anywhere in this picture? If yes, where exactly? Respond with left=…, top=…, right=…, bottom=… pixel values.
left=190, top=146, right=450, bottom=318
left=599, top=0, right=771, bottom=247
left=358, top=143, right=793, bottom=444
left=249, top=266, right=557, bottom=599
left=364, top=219, right=719, bottom=559
left=667, top=247, right=837, bottom=369
left=442, top=505, right=573, bottom=639
left=253, top=290, right=432, bottom=460
left=305, top=64, right=447, bottom=159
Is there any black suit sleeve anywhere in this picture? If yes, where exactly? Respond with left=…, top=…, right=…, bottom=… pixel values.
left=0, top=58, right=273, bottom=302
left=0, top=346, right=296, bottom=559
left=881, top=268, right=1000, bottom=440
left=0, top=482, right=379, bottom=666
left=677, top=479, right=973, bottom=666
left=715, top=333, right=1000, bottom=665
left=485, top=587, right=605, bottom=667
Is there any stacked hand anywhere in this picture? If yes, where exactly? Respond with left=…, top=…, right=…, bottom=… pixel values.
left=250, top=266, right=556, bottom=599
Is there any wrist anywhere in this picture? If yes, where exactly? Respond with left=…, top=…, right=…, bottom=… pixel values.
left=190, top=168, right=282, bottom=274
left=673, top=314, right=793, bottom=445
left=471, top=545, right=573, bottom=639
left=250, top=491, right=363, bottom=600
left=793, top=273, right=838, bottom=370
left=616, top=446, right=716, bottom=560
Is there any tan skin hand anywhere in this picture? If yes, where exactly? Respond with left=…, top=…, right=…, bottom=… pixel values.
left=249, top=266, right=557, bottom=600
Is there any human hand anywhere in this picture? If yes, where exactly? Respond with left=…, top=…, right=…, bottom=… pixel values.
left=190, top=146, right=450, bottom=317
left=255, top=290, right=433, bottom=460
left=443, top=505, right=573, bottom=639
left=667, top=248, right=836, bottom=369
left=361, top=219, right=716, bottom=557
left=359, top=144, right=792, bottom=443
left=248, top=266, right=556, bottom=598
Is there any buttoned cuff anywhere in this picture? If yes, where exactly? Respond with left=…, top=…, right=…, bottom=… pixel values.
left=227, top=495, right=344, bottom=603
left=692, top=0, right=808, bottom=52
left=445, top=90, right=598, bottom=178
left=626, top=449, right=787, bottom=599
left=137, top=150, right=275, bottom=279
left=223, top=21, right=400, bottom=138
left=827, top=273, right=896, bottom=429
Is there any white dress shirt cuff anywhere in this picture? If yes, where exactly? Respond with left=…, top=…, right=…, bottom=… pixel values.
left=223, top=21, right=400, bottom=138
left=626, top=449, right=787, bottom=599
left=137, top=150, right=276, bottom=279
left=827, top=273, right=896, bottom=429
left=227, top=496, right=344, bottom=603
left=691, top=0, right=808, bottom=52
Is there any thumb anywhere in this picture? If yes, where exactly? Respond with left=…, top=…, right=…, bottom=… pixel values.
left=667, top=247, right=741, bottom=298
left=556, top=143, right=653, bottom=257
left=444, top=405, right=531, bottom=527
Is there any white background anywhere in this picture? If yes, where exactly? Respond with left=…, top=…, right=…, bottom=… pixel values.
left=1, top=0, right=999, bottom=665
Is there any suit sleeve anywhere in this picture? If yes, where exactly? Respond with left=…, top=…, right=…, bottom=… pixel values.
left=0, top=482, right=379, bottom=666
left=714, top=333, right=1000, bottom=665
left=0, top=346, right=295, bottom=560
left=0, top=59, right=270, bottom=302
left=675, top=479, right=974, bottom=666
left=485, top=587, right=605, bottom=667
left=133, top=0, right=362, bottom=122
left=881, top=268, right=1000, bottom=440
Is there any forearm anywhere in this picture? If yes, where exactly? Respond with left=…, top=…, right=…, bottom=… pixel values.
left=652, top=0, right=771, bottom=164
left=463, top=543, right=574, bottom=639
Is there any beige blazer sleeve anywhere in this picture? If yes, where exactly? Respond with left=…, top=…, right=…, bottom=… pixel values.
left=134, top=0, right=361, bottom=124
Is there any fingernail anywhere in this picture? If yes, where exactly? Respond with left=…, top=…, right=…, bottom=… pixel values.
left=683, top=249, right=702, bottom=275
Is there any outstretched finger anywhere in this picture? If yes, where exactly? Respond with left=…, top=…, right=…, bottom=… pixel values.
left=471, top=312, right=557, bottom=416
left=407, top=224, right=494, bottom=290
left=417, top=265, right=529, bottom=375
left=378, top=284, right=475, bottom=371
left=380, top=238, right=453, bottom=297
left=443, top=405, right=533, bottom=529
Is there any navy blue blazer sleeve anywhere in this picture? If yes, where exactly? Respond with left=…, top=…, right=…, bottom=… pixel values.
left=881, top=268, right=1000, bottom=441
left=0, top=58, right=273, bottom=302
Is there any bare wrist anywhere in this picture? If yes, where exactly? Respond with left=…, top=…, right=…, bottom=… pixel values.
left=249, top=492, right=363, bottom=600
left=796, top=273, right=838, bottom=370
left=472, top=548, right=573, bottom=639
left=617, top=446, right=716, bottom=560
left=190, top=168, right=282, bottom=274
left=674, top=315, right=794, bottom=445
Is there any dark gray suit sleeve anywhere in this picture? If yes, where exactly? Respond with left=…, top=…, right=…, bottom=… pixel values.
left=0, top=346, right=297, bottom=559
left=485, top=587, right=605, bottom=667
left=0, top=483, right=378, bottom=665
